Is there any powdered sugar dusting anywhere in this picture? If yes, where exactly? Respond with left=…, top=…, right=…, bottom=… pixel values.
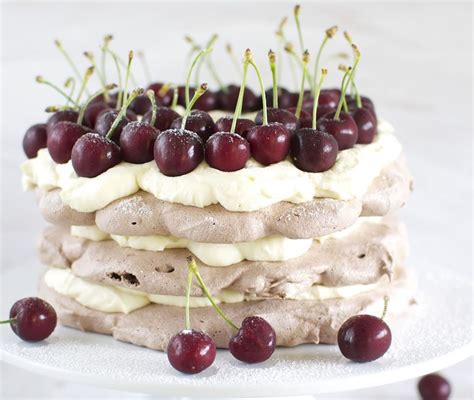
left=114, top=195, right=152, bottom=218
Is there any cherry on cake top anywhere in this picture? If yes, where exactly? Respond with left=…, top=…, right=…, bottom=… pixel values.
left=22, top=17, right=380, bottom=179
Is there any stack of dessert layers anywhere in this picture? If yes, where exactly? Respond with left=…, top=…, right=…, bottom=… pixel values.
left=22, top=116, right=415, bottom=350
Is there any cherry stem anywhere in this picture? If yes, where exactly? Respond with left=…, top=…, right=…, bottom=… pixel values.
left=205, top=38, right=225, bottom=91
left=194, top=35, right=218, bottom=88
left=100, top=34, right=113, bottom=85
left=311, top=68, right=327, bottom=129
left=64, top=77, right=76, bottom=108
left=313, top=26, right=338, bottom=96
left=184, top=269, right=194, bottom=330
left=0, top=318, right=16, bottom=325
left=268, top=50, right=278, bottom=108
left=84, top=51, right=110, bottom=103
left=334, top=44, right=360, bottom=120
left=105, top=88, right=143, bottom=140
left=104, top=49, right=123, bottom=110
left=226, top=43, right=242, bottom=78
left=54, top=39, right=89, bottom=96
left=284, top=43, right=314, bottom=92
left=122, top=51, right=134, bottom=106
left=181, top=83, right=208, bottom=130
left=36, top=76, right=80, bottom=109
left=117, top=54, right=138, bottom=87
left=230, top=58, right=250, bottom=133
left=343, top=31, right=357, bottom=96
left=381, top=296, right=389, bottom=320
left=77, top=83, right=117, bottom=126
left=146, top=89, right=157, bottom=127
left=75, top=66, right=94, bottom=105
left=276, top=17, right=298, bottom=89
left=247, top=49, right=268, bottom=126
left=293, top=5, right=305, bottom=54
left=171, top=85, right=179, bottom=110
left=185, top=49, right=210, bottom=108
left=137, top=51, right=152, bottom=83
left=186, top=256, right=239, bottom=331
left=295, top=50, right=310, bottom=119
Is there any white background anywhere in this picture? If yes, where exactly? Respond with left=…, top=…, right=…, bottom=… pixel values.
left=0, top=1, right=472, bottom=399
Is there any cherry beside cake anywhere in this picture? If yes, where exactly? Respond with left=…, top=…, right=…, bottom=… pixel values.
left=16, top=4, right=416, bottom=374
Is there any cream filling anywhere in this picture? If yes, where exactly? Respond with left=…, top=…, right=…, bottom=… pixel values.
left=44, top=267, right=380, bottom=314
left=71, top=217, right=382, bottom=267
left=21, top=120, right=400, bottom=213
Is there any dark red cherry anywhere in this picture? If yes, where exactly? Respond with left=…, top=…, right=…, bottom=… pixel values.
left=94, top=109, right=137, bottom=144
left=313, top=89, right=339, bottom=118
left=142, top=107, right=180, bottom=132
left=146, top=82, right=173, bottom=107
left=46, top=109, right=80, bottom=137
left=229, top=316, right=276, bottom=364
left=418, top=374, right=451, bottom=400
left=23, top=124, right=47, bottom=158
left=120, top=121, right=158, bottom=164
left=193, top=89, right=218, bottom=112
left=167, top=329, right=216, bottom=374
left=154, top=128, right=204, bottom=176
left=205, top=132, right=250, bottom=172
left=317, top=111, right=358, bottom=150
left=337, top=314, right=392, bottom=363
left=8, top=297, right=57, bottom=342
left=170, top=110, right=216, bottom=142
left=129, top=94, right=152, bottom=115
left=83, top=102, right=111, bottom=128
left=287, top=107, right=312, bottom=129
left=71, top=132, right=121, bottom=178
left=350, top=107, right=377, bottom=144
left=218, top=85, right=259, bottom=112
left=255, top=108, right=299, bottom=132
left=47, top=121, right=91, bottom=163
left=265, top=87, right=298, bottom=109
left=214, top=116, right=255, bottom=137
left=290, top=128, right=338, bottom=172
left=347, top=95, right=376, bottom=117
left=177, top=85, right=187, bottom=107
left=247, top=123, right=290, bottom=165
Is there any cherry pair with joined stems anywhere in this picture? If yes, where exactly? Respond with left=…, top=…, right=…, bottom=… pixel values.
left=0, top=297, right=57, bottom=342
left=167, top=256, right=276, bottom=374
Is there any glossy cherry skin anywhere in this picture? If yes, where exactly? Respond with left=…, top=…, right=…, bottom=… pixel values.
left=350, top=107, right=377, bottom=144
left=170, top=110, right=216, bottom=142
left=214, top=116, right=256, bottom=137
left=142, top=107, right=180, bottom=132
left=255, top=108, right=299, bottom=132
left=167, top=329, right=216, bottom=374
left=347, top=95, right=376, bottom=117
left=317, top=112, right=358, bottom=150
left=94, top=109, right=137, bottom=144
left=83, top=102, right=111, bottom=128
left=205, top=132, right=250, bottom=172
left=23, top=124, right=48, bottom=158
left=247, top=123, right=290, bottom=165
left=337, top=314, right=392, bottom=363
left=129, top=94, right=152, bottom=115
left=418, top=374, right=451, bottom=400
left=71, top=133, right=121, bottom=178
left=146, top=82, right=173, bottom=107
left=290, top=128, right=338, bottom=172
left=154, top=129, right=204, bottom=176
left=311, top=89, right=340, bottom=118
left=194, top=90, right=218, bottom=112
left=9, top=297, right=57, bottom=342
left=47, top=121, right=91, bottom=163
left=120, top=121, right=159, bottom=164
left=287, top=107, right=312, bottom=129
left=218, top=85, right=259, bottom=112
left=46, top=109, right=80, bottom=137
left=229, top=316, right=276, bottom=364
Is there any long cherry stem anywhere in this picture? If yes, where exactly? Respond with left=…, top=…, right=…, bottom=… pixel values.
left=100, top=34, right=113, bottom=84
left=381, top=296, right=389, bottom=320
left=333, top=68, right=352, bottom=121
left=146, top=89, right=157, bottom=127
left=75, top=66, right=94, bottom=105
left=185, top=50, right=210, bottom=108
left=84, top=51, right=110, bottom=103
left=181, top=83, right=208, bottom=130
left=293, top=5, right=305, bottom=54
left=77, top=83, right=117, bottom=126
left=0, top=318, right=16, bottom=325
left=284, top=43, right=314, bottom=92
left=104, top=49, right=123, bottom=110
left=105, top=88, right=143, bottom=140
left=247, top=49, right=268, bottom=126
left=276, top=17, right=298, bottom=89
left=295, top=50, right=310, bottom=119
left=194, top=34, right=218, bottom=88
left=311, top=68, right=327, bottom=129
left=186, top=256, right=239, bottom=331
left=36, top=76, right=80, bottom=108
left=230, top=57, right=250, bottom=133
left=313, top=26, right=338, bottom=96
left=343, top=31, right=357, bottom=96
left=64, top=77, right=76, bottom=108
left=268, top=50, right=278, bottom=109
left=184, top=269, right=194, bottom=330
left=171, top=85, right=179, bottom=110
left=137, top=51, right=152, bottom=83
left=54, top=39, right=89, bottom=95
left=122, top=51, right=134, bottom=106
left=226, top=43, right=242, bottom=78
left=334, top=44, right=360, bottom=120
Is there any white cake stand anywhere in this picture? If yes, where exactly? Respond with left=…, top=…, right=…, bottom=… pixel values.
left=0, top=264, right=472, bottom=398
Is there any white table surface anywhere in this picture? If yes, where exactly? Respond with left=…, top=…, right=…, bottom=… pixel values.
left=0, top=1, right=472, bottom=399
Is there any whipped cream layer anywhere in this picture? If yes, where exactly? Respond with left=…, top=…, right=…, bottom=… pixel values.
left=71, top=217, right=381, bottom=267
left=22, top=120, right=400, bottom=213
left=44, top=267, right=380, bottom=314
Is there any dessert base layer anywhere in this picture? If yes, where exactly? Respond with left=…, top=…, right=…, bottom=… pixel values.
left=38, top=265, right=416, bottom=351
